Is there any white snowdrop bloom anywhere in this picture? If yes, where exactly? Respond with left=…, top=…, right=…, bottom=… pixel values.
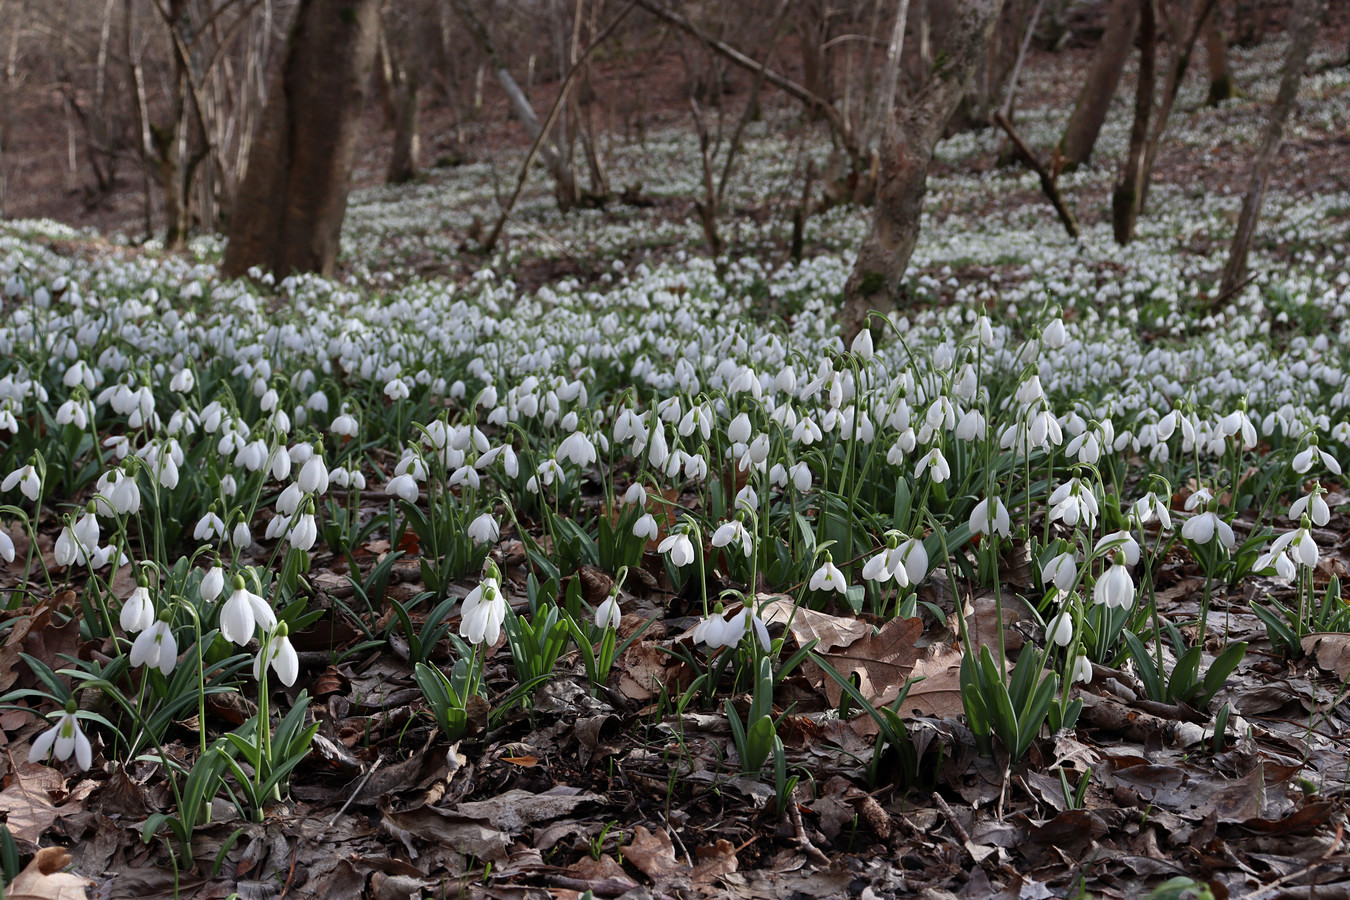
left=386, top=473, right=419, bottom=502
left=331, top=412, right=359, bottom=437
left=809, top=558, right=848, bottom=595
left=1292, top=442, right=1341, bottom=475
left=692, top=610, right=730, bottom=649
left=1267, top=523, right=1319, bottom=569
left=200, top=566, right=225, bottom=603
left=1181, top=511, right=1235, bottom=550
left=789, top=461, right=812, bottom=493
left=594, top=595, right=622, bottom=630
left=556, top=430, right=597, bottom=467
left=1254, top=545, right=1297, bottom=581
left=231, top=519, right=252, bottom=550
left=727, top=413, right=752, bottom=444
left=915, top=447, right=950, bottom=483
left=289, top=511, right=318, bottom=551
left=969, top=496, right=1010, bottom=537
left=266, top=514, right=291, bottom=541
left=633, top=514, right=659, bottom=540
left=1041, top=552, right=1078, bottom=592
left=1093, top=531, right=1140, bottom=566
left=1017, top=376, right=1045, bottom=406
left=276, top=483, right=304, bottom=516
left=73, top=509, right=100, bottom=553
left=3, top=464, right=41, bottom=502
left=658, top=532, right=695, bottom=567
left=1046, top=609, right=1074, bottom=647
left=792, top=416, right=823, bottom=445
left=460, top=575, right=506, bottom=646
left=468, top=513, right=499, bottom=545
left=1183, top=487, right=1213, bottom=512
left=254, top=626, right=299, bottom=686
left=955, top=408, right=986, bottom=442
left=220, top=576, right=276, bottom=645
left=384, top=378, right=410, bottom=401
left=712, top=519, right=753, bottom=558
left=269, top=447, right=292, bottom=481
left=55, top=397, right=89, bottom=430
left=863, top=549, right=896, bottom=583
left=1048, top=479, right=1098, bottom=529
left=299, top=455, right=330, bottom=494
left=448, top=465, right=480, bottom=489
left=896, top=537, right=928, bottom=584
left=1072, top=655, right=1093, bottom=685
left=1132, top=492, right=1172, bottom=530
left=120, top=584, right=155, bottom=634
left=1042, top=319, right=1066, bottom=349
left=1289, top=488, right=1330, bottom=527
left=0, top=529, right=13, bottom=564
left=130, top=618, right=178, bottom=676
left=170, top=368, right=195, bottom=393
left=624, top=482, right=648, bottom=506
left=1093, top=557, right=1135, bottom=610
left=195, top=511, right=226, bottom=542
left=28, top=706, right=92, bottom=771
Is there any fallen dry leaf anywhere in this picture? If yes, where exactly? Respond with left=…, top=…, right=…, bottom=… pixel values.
left=453, top=787, right=603, bottom=833
left=6, top=847, right=91, bottom=900
left=0, top=764, right=67, bottom=843
left=379, top=799, right=510, bottom=862
left=806, top=616, right=924, bottom=707
left=759, top=596, right=871, bottom=653
left=624, top=824, right=737, bottom=885
left=1301, top=632, right=1350, bottom=682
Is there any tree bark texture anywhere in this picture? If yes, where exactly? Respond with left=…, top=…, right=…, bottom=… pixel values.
left=1205, top=3, right=1236, bottom=105
left=222, top=0, right=380, bottom=280
left=1112, top=0, right=1156, bottom=245
left=1220, top=0, right=1325, bottom=294
left=838, top=0, right=1004, bottom=342
left=1057, top=0, right=1139, bottom=169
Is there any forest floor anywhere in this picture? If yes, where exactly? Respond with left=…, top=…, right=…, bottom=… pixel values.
left=5, top=7, right=1350, bottom=900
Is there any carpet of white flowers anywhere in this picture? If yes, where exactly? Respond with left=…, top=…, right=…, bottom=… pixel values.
left=2, top=29, right=1350, bottom=899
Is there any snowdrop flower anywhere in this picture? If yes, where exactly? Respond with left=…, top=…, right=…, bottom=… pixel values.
left=595, top=594, right=622, bottom=630
left=862, top=549, right=893, bottom=583
left=623, top=482, right=648, bottom=506
left=200, top=565, right=225, bottom=603
left=386, top=473, right=419, bottom=502
left=1269, top=518, right=1319, bottom=568
left=659, top=531, right=695, bottom=567
left=914, top=447, right=950, bottom=483
left=712, top=518, right=753, bottom=558
left=254, top=622, right=299, bottom=686
left=1292, top=440, right=1341, bottom=475
left=1183, top=487, right=1213, bottom=512
left=299, top=455, right=330, bottom=494
left=331, top=412, right=359, bottom=437
left=289, top=508, right=318, bottom=551
left=969, top=496, right=1010, bottom=538
left=1046, top=608, right=1074, bottom=647
left=0, top=529, right=13, bottom=564
left=1132, top=492, right=1172, bottom=530
left=809, top=555, right=848, bottom=594
left=1093, top=554, right=1135, bottom=610
left=460, top=568, right=506, bottom=646
left=467, top=513, right=499, bottom=545
left=220, top=575, right=276, bottom=645
left=1181, top=508, right=1235, bottom=550
left=1094, top=531, right=1140, bottom=566
left=1048, top=478, right=1099, bottom=529
left=1289, top=485, right=1330, bottom=527
left=692, top=610, right=730, bottom=649
left=53, top=527, right=79, bottom=567
left=194, top=510, right=226, bottom=542
left=1071, top=654, right=1093, bottom=685
left=897, top=536, right=928, bottom=584
left=73, top=507, right=100, bottom=553
left=633, top=513, right=659, bottom=541
left=120, top=578, right=155, bottom=634
left=29, top=702, right=92, bottom=770
left=130, top=615, right=178, bottom=676
left=789, top=461, right=812, bottom=493
left=1041, top=552, right=1078, bottom=592
left=727, top=413, right=752, bottom=444
left=170, top=368, right=195, bottom=393
left=1253, top=544, right=1297, bottom=581
left=231, top=519, right=252, bottom=550
left=557, top=430, right=597, bottom=467
left=1042, top=318, right=1066, bottom=349
left=2, top=463, right=41, bottom=502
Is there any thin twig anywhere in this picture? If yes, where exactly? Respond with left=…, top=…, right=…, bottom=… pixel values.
left=325, top=751, right=385, bottom=830
left=932, top=791, right=971, bottom=845
left=994, top=110, right=1080, bottom=239
left=788, top=787, right=831, bottom=865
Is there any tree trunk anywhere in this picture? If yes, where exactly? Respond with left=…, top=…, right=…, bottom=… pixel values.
left=222, top=0, right=380, bottom=280
left=839, top=0, right=1004, bottom=342
left=1205, top=2, right=1236, bottom=104
left=449, top=0, right=579, bottom=211
left=1112, top=0, right=1155, bottom=245
left=387, top=73, right=421, bottom=184
left=1220, top=0, right=1325, bottom=294
left=1057, top=0, right=1139, bottom=169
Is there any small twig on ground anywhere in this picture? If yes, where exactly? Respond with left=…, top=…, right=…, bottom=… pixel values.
left=657, top=810, right=694, bottom=868
left=1205, top=272, right=1259, bottom=311
left=932, top=791, right=971, bottom=846
left=325, top=752, right=386, bottom=830
left=994, top=111, right=1080, bottom=240
left=788, top=787, right=831, bottom=866
left=1244, top=821, right=1344, bottom=899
